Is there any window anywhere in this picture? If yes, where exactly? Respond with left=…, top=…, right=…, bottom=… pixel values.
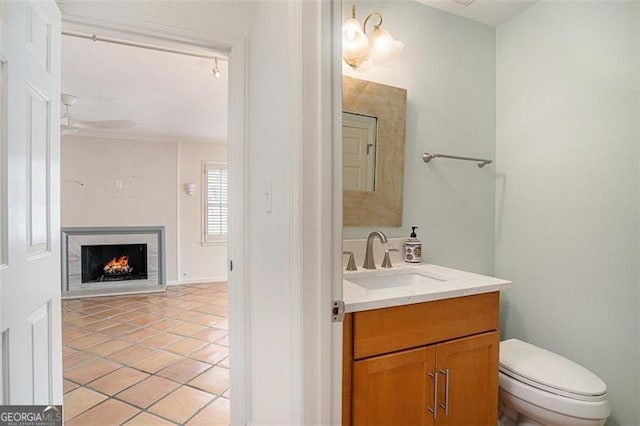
left=203, top=161, right=228, bottom=244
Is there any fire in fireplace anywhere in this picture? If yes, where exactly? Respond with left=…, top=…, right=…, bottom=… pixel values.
left=81, top=243, right=148, bottom=283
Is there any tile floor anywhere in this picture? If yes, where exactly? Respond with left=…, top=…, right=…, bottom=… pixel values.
left=62, top=283, right=230, bottom=425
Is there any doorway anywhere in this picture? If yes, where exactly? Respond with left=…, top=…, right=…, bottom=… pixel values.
left=57, top=18, right=247, bottom=425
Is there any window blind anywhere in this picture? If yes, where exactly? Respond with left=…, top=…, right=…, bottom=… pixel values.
left=205, top=164, right=228, bottom=239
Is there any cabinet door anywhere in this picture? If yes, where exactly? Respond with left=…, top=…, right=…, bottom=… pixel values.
left=435, top=331, right=499, bottom=426
left=354, top=346, right=436, bottom=425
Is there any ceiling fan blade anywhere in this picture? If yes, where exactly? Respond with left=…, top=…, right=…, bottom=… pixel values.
left=71, top=119, right=137, bottom=130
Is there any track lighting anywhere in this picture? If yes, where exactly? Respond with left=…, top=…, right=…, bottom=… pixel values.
left=212, top=57, right=222, bottom=78
left=342, top=5, right=403, bottom=68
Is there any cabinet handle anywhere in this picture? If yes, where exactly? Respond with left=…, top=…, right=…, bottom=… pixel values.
left=428, top=371, right=439, bottom=420
left=439, top=368, right=450, bottom=415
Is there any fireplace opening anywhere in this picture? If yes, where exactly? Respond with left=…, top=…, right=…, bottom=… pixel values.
left=81, top=243, right=148, bottom=283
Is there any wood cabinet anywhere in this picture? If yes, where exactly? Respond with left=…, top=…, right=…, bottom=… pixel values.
left=343, top=292, right=500, bottom=425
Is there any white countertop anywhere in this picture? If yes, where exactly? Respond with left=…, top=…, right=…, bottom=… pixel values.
left=343, top=263, right=511, bottom=313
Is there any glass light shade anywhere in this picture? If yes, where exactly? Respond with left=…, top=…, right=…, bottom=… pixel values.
left=342, top=17, right=369, bottom=68
left=369, top=26, right=403, bottom=65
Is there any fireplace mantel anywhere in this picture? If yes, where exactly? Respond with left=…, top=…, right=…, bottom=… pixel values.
left=61, top=226, right=166, bottom=298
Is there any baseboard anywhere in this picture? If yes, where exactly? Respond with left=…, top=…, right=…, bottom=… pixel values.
left=176, top=276, right=227, bottom=285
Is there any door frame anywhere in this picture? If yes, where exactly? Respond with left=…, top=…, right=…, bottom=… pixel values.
left=56, top=5, right=250, bottom=423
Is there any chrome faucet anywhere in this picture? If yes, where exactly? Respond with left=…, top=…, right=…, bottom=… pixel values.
left=363, top=231, right=388, bottom=269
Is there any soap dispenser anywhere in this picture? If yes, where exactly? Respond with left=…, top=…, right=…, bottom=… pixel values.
left=404, top=226, right=422, bottom=264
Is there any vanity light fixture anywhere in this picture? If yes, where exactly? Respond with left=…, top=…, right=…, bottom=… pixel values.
left=212, top=57, right=222, bottom=78
left=342, top=4, right=403, bottom=68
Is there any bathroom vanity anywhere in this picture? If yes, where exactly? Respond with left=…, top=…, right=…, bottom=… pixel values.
left=341, top=264, right=511, bottom=425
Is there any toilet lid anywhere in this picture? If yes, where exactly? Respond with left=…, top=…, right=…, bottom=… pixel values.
left=500, top=339, right=607, bottom=400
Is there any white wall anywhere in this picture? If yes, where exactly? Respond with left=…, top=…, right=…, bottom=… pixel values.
left=495, top=2, right=640, bottom=425
left=61, top=135, right=228, bottom=285
left=61, top=135, right=180, bottom=281
left=342, top=0, right=496, bottom=275
left=246, top=1, right=295, bottom=420
left=178, top=141, right=228, bottom=283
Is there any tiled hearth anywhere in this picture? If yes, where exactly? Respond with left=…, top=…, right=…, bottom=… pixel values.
left=62, top=283, right=229, bottom=425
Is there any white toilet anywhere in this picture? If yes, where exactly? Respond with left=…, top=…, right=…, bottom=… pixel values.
left=498, top=339, right=611, bottom=426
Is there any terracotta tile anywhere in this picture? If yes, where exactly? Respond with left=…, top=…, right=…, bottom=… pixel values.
left=119, top=302, right=149, bottom=310
left=67, top=332, right=110, bottom=349
left=63, top=351, right=96, bottom=371
left=79, top=305, right=113, bottom=315
left=190, top=313, right=225, bottom=328
left=188, top=366, right=229, bottom=395
left=63, top=386, right=107, bottom=421
left=218, top=357, right=229, bottom=369
left=191, top=327, right=227, bottom=343
left=110, top=310, right=146, bottom=321
left=177, top=294, right=206, bottom=302
left=87, top=367, right=149, bottom=395
left=63, top=379, right=79, bottom=394
left=148, top=386, right=215, bottom=424
left=124, top=412, right=177, bottom=425
left=101, top=322, right=141, bottom=336
left=82, top=318, right=122, bottom=332
left=89, top=307, right=126, bottom=319
left=162, top=308, right=187, bottom=318
left=132, top=351, right=181, bottom=373
left=129, top=314, right=161, bottom=326
left=66, top=398, right=139, bottom=426
left=186, top=397, right=230, bottom=426
left=142, top=332, right=184, bottom=349
left=112, top=311, right=144, bottom=322
left=152, top=318, right=186, bottom=331
left=192, top=304, right=227, bottom=316
left=217, top=336, right=229, bottom=347
left=62, top=327, right=91, bottom=342
left=165, top=337, right=208, bottom=356
left=64, top=358, right=121, bottom=384
left=167, top=322, right=205, bottom=337
left=189, top=344, right=228, bottom=365
left=62, top=345, right=77, bottom=357
left=173, top=301, right=203, bottom=310
left=65, top=315, right=104, bottom=327
left=116, top=376, right=181, bottom=409
left=222, top=389, right=230, bottom=399
left=215, top=319, right=228, bottom=330
left=88, top=339, right=133, bottom=356
left=157, top=358, right=210, bottom=383
left=109, top=345, right=155, bottom=365
left=121, top=327, right=162, bottom=342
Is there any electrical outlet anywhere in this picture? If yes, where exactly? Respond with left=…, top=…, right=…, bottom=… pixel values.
left=115, top=179, right=123, bottom=189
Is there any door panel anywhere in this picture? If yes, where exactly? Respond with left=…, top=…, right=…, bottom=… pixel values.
left=26, top=83, right=51, bottom=255
left=28, top=302, right=51, bottom=403
left=353, top=346, right=435, bottom=426
left=0, top=0, right=61, bottom=405
left=435, top=331, right=499, bottom=426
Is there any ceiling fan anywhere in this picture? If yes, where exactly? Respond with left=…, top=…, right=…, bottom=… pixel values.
left=60, top=94, right=137, bottom=132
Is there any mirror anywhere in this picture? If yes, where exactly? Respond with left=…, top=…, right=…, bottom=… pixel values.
left=342, top=112, right=378, bottom=192
left=342, top=76, right=407, bottom=227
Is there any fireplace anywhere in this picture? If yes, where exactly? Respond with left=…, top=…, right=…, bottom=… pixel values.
left=81, top=243, right=148, bottom=283
left=61, top=226, right=165, bottom=298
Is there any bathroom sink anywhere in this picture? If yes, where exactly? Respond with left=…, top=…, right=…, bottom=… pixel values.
left=347, top=271, right=447, bottom=290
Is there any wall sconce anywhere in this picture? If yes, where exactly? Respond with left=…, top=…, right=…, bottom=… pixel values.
left=184, top=183, right=197, bottom=196
left=342, top=4, right=403, bottom=68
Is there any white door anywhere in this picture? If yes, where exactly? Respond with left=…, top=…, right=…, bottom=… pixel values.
left=342, top=112, right=376, bottom=191
left=0, top=0, right=62, bottom=404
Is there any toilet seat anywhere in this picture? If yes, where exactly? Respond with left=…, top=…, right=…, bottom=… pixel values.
left=499, top=339, right=610, bottom=421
